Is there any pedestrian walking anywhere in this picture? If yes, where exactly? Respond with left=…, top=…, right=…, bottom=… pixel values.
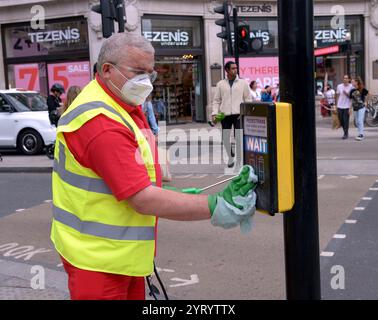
left=350, top=77, right=369, bottom=141
left=47, top=83, right=65, bottom=127
left=336, top=75, right=353, bottom=139
left=321, top=83, right=335, bottom=117
left=261, top=85, right=273, bottom=102
left=324, top=83, right=336, bottom=107
left=142, top=94, right=159, bottom=136
left=249, top=80, right=261, bottom=101
left=212, top=61, right=251, bottom=168
left=51, top=33, right=257, bottom=300
left=61, top=86, right=81, bottom=115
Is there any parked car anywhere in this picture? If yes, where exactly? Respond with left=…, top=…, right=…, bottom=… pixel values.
left=0, top=89, right=56, bottom=155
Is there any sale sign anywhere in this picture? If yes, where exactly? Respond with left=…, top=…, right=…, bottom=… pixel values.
left=47, top=61, right=90, bottom=99
left=14, top=63, right=40, bottom=91
left=225, top=57, right=279, bottom=89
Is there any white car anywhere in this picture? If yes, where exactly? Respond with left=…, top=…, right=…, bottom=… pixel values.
left=0, top=89, right=56, bottom=155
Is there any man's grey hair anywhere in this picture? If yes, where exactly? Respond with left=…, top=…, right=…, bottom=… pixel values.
left=97, top=33, right=155, bottom=74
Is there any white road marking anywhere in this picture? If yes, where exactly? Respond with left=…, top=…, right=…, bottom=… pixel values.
left=44, top=200, right=52, bottom=203
left=354, top=207, right=365, bottom=211
left=320, top=252, right=334, bottom=257
left=318, top=175, right=325, bottom=180
left=155, top=267, right=175, bottom=273
left=333, top=234, right=346, bottom=239
left=170, top=274, right=199, bottom=288
left=192, top=174, right=208, bottom=179
left=0, top=243, right=51, bottom=261
left=362, top=197, right=373, bottom=200
left=341, top=175, right=358, bottom=180
left=369, top=188, right=378, bottom=191
left=15, top=209, right=25, bottom=212
left=57, top=263, right=63, bottom=267
left=345, top=219, right=357, bottom=224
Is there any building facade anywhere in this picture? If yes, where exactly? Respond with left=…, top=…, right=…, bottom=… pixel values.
left=0, top=0, right=378, bottom=123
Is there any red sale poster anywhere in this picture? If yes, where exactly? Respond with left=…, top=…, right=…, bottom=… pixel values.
left=14, top=63, right=40, bottom=91
left=225, top=57, right=279, bottom=89
left=47, top=61, right=90, bottom=99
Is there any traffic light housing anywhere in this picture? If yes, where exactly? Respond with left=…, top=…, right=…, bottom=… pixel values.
left=114, top=0, right=126, bottom=33
left=214, top=2, right=233, bottom=55
left=91, top=0, right=126, bottom=38
left=237, top=25, right=251, bottom=54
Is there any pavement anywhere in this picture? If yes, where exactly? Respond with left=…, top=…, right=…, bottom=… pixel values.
left=0, top=109, right=378, bottom=300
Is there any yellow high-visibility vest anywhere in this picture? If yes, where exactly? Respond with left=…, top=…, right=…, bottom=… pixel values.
left=50, top=79, right=157, bottom=276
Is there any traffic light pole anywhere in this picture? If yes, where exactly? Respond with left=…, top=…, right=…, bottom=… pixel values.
left=232, top=7, right=240, bottom=76
left=278, top=0, right=321, bottom=300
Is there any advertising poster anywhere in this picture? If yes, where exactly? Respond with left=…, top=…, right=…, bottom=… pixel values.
left=14, top=63, right=40, bottom=91
left=47, top=61, right=90, bottom=100
left=225, top=56, right=279, bottom=89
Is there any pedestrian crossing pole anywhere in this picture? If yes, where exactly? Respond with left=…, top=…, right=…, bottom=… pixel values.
left=278, top=0, right=322, bottom=299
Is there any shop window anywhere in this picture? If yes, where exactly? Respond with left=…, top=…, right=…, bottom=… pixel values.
left=153, top=56, right=204, bottom=123
left=314, top=16, right=363, bottom=47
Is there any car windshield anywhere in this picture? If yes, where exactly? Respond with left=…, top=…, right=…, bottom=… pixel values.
left=6, top=93, right=48, bottom=112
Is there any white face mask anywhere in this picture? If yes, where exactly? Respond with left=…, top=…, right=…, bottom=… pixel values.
left=109, top=65, right=153, bottom=106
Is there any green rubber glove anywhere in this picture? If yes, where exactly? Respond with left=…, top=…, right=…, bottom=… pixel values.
left=207, top=165, right=258, bottom=216
left=214, top=112, right=225, bottom=122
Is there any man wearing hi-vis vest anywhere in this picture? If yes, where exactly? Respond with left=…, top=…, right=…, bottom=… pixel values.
left=50, top=33, right=258, bottom=300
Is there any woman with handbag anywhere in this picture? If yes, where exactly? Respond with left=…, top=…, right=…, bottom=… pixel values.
left=350, top=77, right=369, bottom=141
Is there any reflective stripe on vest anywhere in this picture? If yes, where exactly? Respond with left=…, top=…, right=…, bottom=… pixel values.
left=54, top=142, right=112, bottom=194
left=58, top=101, right=134, bottom=133
left=53, top=205, right=155, bottom=241
left=54, top=142, right=155, bottom=193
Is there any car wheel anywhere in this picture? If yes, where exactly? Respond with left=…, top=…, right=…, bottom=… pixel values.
left=17, top=130, right=44, bottom=155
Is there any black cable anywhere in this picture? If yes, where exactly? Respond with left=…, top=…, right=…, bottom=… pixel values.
left=154, top=262, right=169, bottom=300
left=146, top=275, right=159, bottom=300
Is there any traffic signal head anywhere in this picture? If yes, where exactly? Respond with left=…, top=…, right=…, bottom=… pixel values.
left=91, top=0, right=126, bottom=38
left=251, top=37, right=264, bottom=53
left=114, top=0, right=126, bottom=33
left=214, top=2, right=233, bottom=55
left=91, top=0, right=116, bottom=38
left=237, top=25, right=251, bottom=54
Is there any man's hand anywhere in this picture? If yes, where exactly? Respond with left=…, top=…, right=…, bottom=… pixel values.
left=207, top=165, right=258, bottom=233
left=212, top=112, right=225, bottom=124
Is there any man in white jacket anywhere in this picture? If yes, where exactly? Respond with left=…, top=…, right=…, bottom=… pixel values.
left=212, top=61, right=251, bottom=168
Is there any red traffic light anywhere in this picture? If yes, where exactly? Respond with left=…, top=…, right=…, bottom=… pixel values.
left=240, top=28, right=247, bottom=39
left=238, top=26, right=249, bottom=39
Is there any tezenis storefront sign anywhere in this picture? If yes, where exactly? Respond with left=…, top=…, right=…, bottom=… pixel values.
left=27, top=27, right=80, bottom=44
left=236, top=4, right=273, bottom=14
left=143, top=28, right=192, bottom=48
left=4, top=18, right=89, bottom=58
left=314, top=28, right=349, bottom=46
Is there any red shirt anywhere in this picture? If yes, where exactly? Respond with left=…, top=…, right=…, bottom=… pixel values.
left=64, top=75, right=162, bottom=201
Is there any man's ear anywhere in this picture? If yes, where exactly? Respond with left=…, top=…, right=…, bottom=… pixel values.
left=101, top=63, right=112, bottom=79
